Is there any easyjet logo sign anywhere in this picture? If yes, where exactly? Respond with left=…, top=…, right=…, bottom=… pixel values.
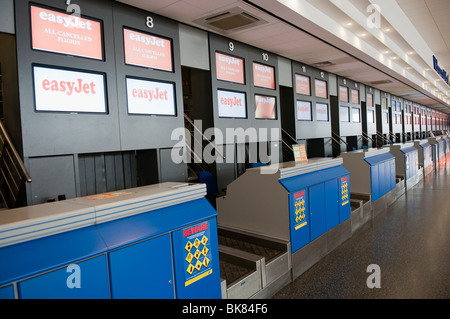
left=33, top=66, right=106, bottom=113
left=30, top=5, right=103, bottom=60
left=126, top=78, right=176, bottom=116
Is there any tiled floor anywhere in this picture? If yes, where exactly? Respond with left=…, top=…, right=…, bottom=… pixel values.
left=272, top=164, right=450, bottom=299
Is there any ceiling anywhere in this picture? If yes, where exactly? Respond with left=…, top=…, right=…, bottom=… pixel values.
left=116, top=0, right=450, bottom=114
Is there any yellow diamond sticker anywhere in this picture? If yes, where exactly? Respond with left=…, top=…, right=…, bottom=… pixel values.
left=187, top=264, right=195, bottom=275
left=201, top=236, right=208, bottom=245
left=202, top=246, right=209, bottom=256
left=185, top=241, right=193, bottom=252
left=193, top=238, right=201, bottom=249
left=186, top=252, right=194, bottom=264
left=194, top=249, right=201, bottom=260
left=195, top=260, right=202, bottom=271
left=203, top=257, right=210, bottom=267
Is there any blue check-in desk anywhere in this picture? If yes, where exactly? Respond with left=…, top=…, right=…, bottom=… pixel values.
left=384, top=143, right=422, bottom=191
left=428, top=137, right=446, bottom=170
left=443, top=135, right=450, bottom=164
left=339, top=148, right=396, bottom=218
left=0, top=183, right=221, bottom=299
left=216, top=158, right=351, bottom=280
left=413, top=140, right=434, bottom=176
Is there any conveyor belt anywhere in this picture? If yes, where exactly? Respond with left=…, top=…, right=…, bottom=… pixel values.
left=219, top=259, right=253, bottom=284
left=218, top=235, right=282, bottom=262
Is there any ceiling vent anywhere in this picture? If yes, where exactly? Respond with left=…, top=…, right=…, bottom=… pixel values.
left=311, top=61, right=335, bottom=68
left=370, top=80, right=393, bottom=85
left=193, top=7, right=268, bottom=34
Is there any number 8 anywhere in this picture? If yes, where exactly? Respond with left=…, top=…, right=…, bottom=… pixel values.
left=146, top=16, right=154, bottom=28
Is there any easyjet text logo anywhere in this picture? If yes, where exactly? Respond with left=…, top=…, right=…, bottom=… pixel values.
left=38, top=10, right=93, bottom=30
left=218, top=55, right=241, bottom=66
left=220, top=96, right=243, bottom=108
left=131, top=87, right=169, bottom=102
left=42, top=78, right=97, bottom=95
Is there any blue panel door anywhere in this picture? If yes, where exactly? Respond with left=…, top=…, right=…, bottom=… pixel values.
left=309, top=184, right=326, bottom=241
left=0, top=285, right=14, bottom=299
left=108, top=233, right=175, bottom=299
left=371, top=165, right=380, bottom=201
left=390, top=159, right=396, bottom=191
left=379, top=161, right=387, bottom=196
left=18, top=255, right=110, bottom=299
left=325, top=179, right=339, bottom=232
left=288, top=189, right=310, bottom=253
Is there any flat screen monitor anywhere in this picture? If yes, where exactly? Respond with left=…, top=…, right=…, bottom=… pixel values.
left=255, top=95, right=276, bottom=119
left=217, top=89, right=247, bottom=118
left=316, top=103, right=329, bottom=121
left=297, top=100, right=312, bottom=121
left=126, top=77, right=176, bottom=116
left=215, top=52, right=245, bottom=84
left=123, top=28, right=173, bottom=72
left=30, top=4, right=103, bottom=60
left=315, top=79, right=327, bottom=99
left=351, top=89, right=359, bottom=104
left=253, top=62, right=275, bottom=89
left=295, top=74, right=310, bottom=96
left=367, top=93, right=373, bottom=107
left=352, top=107, right=361, bottom=122
left=368, top=110, right=374, bottom=123
left=33, top=65, right=107, bottom=113
left=383, top=112, right=389, bottom=123
left=339, top=86, right=349, bottom=102
left=340, top=106, right=350, bottom=122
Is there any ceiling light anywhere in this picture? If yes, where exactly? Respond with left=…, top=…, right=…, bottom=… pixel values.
left=383, top=50, right=390, bottom=54
left=384, top=28, right=391, bottom=32
left=407, top=51, right=414, bottom=55
left=346, top=22, right=352, bottom=26
left=391, top=56, right=398, bottom=60
left=360, top=33, right=366, bottom=37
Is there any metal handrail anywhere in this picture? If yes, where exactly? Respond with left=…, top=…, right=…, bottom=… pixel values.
left=361, top=131, right=375, bottom=143
left=0, top=121, right=31, bottom=183
left=282, top=139, right=293, bottom=152
left=281, top=128, right=298, bottom=145
left=331, top=131, right=348, bottom=145
left=184, top=114, right=225, bottom=160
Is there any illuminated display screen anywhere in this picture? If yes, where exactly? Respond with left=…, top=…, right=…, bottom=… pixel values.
left=124, top=27, right=173, bottom=72
left=126, top=77, right=176, bottom=116
left=217, top=89, right=247, bottom=118
left=30, top=4, right=103, bottom=60
left=295, top=74, right=310, bottom=95
left=255, top=94, right=276, bottom=119
left=33, top=65, right=107, bottom=113
left=297, top=100, right=312, bottom=121
left=215, top=52, right=245, bottom=84
left=253, top=62, right=275, bottom=89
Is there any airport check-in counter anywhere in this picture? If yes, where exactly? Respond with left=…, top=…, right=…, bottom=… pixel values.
left=216, top=158, right=351, bottom=286
left=0, top=183, right=222, bottom=299
left=413, top=140, right=434, bottom=176
left=383, top=143, right=422, bottom=191
left=338, top=148, right=396, bottom=220
left=428, top=137, right=446, bottom=169
left=441, top=136, right=450, bottom=163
